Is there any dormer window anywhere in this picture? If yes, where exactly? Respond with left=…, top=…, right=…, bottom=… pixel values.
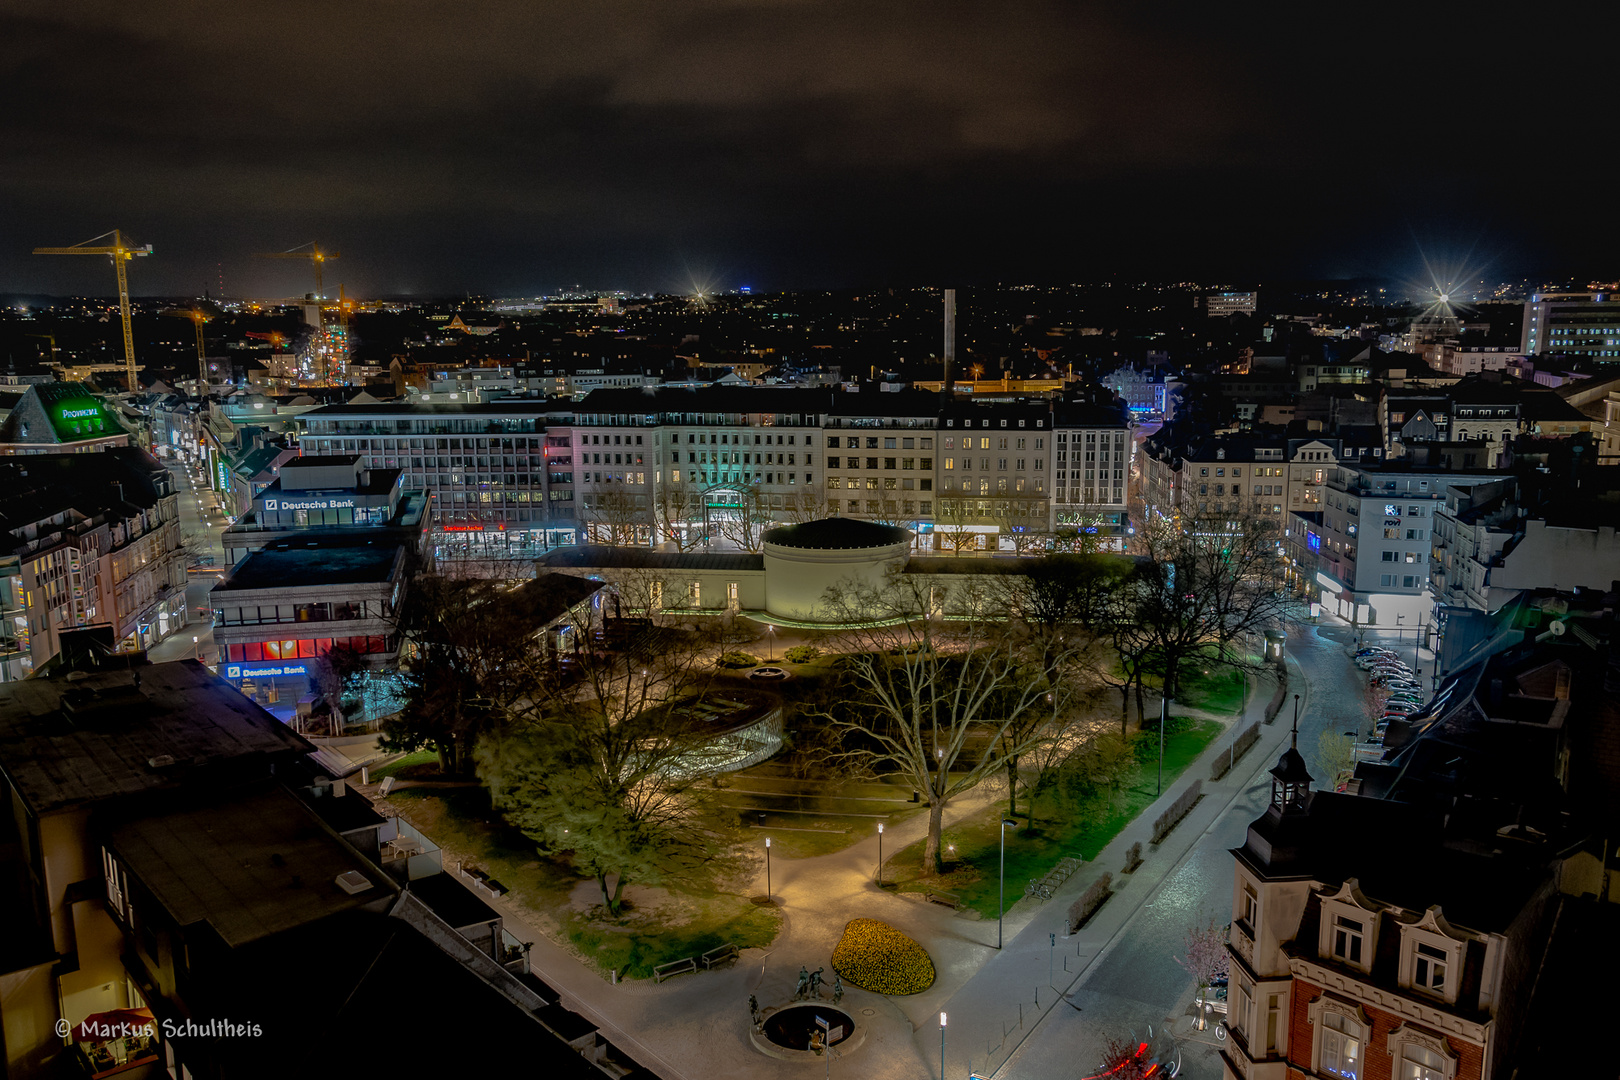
left=1331, top=914, right=1365, bottom=965
left=1414, top=943, right=1447, bottom=991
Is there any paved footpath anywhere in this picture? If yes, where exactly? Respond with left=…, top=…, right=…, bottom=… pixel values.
left=371, top=653, right=1310, bottom=1080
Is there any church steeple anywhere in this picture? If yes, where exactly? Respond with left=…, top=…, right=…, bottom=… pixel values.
left=1269, top=707, right=1314, bottom=814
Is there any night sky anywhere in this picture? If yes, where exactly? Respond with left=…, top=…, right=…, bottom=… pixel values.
left=3, top=3, right=1615, bottom=297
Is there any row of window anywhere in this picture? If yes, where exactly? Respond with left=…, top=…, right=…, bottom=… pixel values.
left=826, top=477, right=933, bottom=491
left=827, top=456, right=931, bottom=470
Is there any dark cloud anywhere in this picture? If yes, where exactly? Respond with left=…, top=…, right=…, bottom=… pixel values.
left=2, top=2, right=1615, bottom=295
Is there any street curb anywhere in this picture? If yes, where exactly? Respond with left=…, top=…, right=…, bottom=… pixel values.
left=977, top=653, right=1310, bottom=1080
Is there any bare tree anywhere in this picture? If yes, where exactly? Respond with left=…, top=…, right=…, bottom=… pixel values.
left=711, top=484, right=776, bottom=552
left=817, top=572, right=1087, bottom=875
left=652, top=484, right=706, bottom=551
left=781, top=488, right=831, bottom=524
left=1129, top=506, right=1292, bottom=700
left=587, top=487, right=650, bottom=546
left=933, top=497, right=983, bottom=554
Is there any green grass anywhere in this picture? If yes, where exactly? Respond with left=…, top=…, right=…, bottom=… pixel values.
left=562, top=898, right=780, bottom=980
left=385, top=785, right=781, bottom=979
left=881, top=717, right=1222, bottom=918
left=1174, top=661, right=1248, bottom=714
left=369, top=748, right=441, bottom=780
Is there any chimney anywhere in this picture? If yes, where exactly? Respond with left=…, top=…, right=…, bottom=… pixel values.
left=943, top=289, right=956, bottom=390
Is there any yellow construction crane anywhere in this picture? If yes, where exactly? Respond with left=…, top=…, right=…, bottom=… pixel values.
left=160, top=307, right=214, bottom=389
left=33, top=229, right=153, bottom=393
left=254, top=241, right=339, bottom=306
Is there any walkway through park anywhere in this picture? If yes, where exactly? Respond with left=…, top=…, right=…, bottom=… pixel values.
left=366, top=649, right=1310, bottom=1080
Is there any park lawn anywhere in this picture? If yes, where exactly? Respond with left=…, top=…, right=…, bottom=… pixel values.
left=880, top=716, right=1222, bottom=919
left=1173, top=661, right=1248, bottom=714
left=368, top=748, right=440, bottom=781
left=385, top=786, right=781, bottom=979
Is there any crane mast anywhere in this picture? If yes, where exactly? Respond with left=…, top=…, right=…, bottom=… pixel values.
left=33, top=229, right=153, bottom=393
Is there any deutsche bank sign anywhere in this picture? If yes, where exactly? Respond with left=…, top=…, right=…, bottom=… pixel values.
left=226, top=662, right=309, bottom=679
left=264, top=497, right=355, bottom=511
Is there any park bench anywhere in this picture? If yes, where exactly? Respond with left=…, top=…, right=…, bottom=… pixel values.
left=701, top=943, right=739, bottom=970
left=653, top=956, right=698, bottom=983
left=924, top=889, right=960, bottom=910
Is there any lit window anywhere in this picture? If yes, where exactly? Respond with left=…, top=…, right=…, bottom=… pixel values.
left=1321, top=1012, right=1360, bottom=1078
left=1332, top=914, right=1364, bottom=964
left=1400, top=1043, right=1446, bottom=1080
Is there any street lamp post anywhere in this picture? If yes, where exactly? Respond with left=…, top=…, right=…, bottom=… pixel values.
left=766, top=625, right=775, bottom=663
left=939, top=1012, right=947, bottom=1080
left=1157, top=695, right=1170, bottom=796
left=192, top=636, right=200, bottom=661
left=765, top=837, right=771, bottom=902
left=998, top=818, right=1018, bottom=949
left=876, top=822, right=884, bottom=887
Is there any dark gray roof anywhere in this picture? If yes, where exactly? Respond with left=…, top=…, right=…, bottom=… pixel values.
left=104, top=783, right=394, bottom=948
left=215, top=539, right=404, bottom=591
left=535, top=545, right=764, bottom=571
left=0, top=662, right=312, bottom=816
left=762, top=518, right=911, bottom=550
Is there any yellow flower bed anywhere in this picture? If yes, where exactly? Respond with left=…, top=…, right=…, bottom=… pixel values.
left=831, top=918, right=935, bottom=995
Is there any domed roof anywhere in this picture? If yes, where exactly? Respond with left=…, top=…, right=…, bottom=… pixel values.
left=762, top=517, right=912, bottom=550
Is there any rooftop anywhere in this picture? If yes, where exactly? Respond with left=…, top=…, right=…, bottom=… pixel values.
left=103, top=783, right=395, bottom=949
left=215, top=538, right=404, bottom=591
left=536, top=545, right=764, bottom=572
left=763, top=517, right=912, bottom=550
left=0, top=662, right=312, bottom=816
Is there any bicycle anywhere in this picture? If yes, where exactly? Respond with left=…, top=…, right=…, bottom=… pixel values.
left=1025, top=879, right=1053, bottom=900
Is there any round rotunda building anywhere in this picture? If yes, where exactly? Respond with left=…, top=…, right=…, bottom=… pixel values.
left=761, top=518, right=913, bottom=621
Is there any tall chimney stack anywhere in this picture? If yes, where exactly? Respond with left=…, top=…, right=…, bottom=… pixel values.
left=943, top=289, right=957, bottom=392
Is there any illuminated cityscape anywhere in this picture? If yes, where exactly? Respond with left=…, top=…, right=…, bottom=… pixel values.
left=2, top=5, right=1618, bottom=1080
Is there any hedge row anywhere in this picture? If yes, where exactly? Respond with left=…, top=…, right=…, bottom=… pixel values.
left=1067, top=872, right=1113, bottom=932
left=1263, top=665, right=1291, bottom=725
left=1151, top=779, right=1202, bottom=845
left=1210, top=721, right=1262, bottom=781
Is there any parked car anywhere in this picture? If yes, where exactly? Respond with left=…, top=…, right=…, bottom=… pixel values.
left=1355, top=647, right=1396, bottom=659
left=1356, top=654, right=1400, bottom=669
left=1382, top=701, right=1421, bottom=714
left=1380, top=681, right=1422, bottom=693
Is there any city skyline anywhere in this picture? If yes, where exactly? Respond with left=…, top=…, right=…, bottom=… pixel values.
left=4, top=3, right=1617, bottom=297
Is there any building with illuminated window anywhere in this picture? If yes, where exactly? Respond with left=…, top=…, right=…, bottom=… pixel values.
left=1222, top=604, right=1619, bottom=1080
left=0, top=382, right=131, bottom=455
left=1521, top=290, right=1620, bottom=358
left=0, top=447, right=187, bottom=679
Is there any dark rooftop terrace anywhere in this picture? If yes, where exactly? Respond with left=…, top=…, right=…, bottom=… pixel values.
left=215, top=539, right=404, bottom=591
left=0, top=662, right=312, bottom=816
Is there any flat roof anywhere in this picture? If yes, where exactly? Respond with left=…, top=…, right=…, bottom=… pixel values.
left=104, top=784, right=394, bottom=949
left=536, top=545, right=764, bottom=572
left=404, top=873, right=501, bottom=931
left=215, top=539, right=403, bottom=591
left=0, top=663, right=312, bottom=816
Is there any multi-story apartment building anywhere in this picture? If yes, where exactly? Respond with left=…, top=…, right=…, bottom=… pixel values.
left=1051, top=403, right=1132, bottom=549
left=1521, top=289, right=1620, bottom=357
left=1428, top=480, right=1516, bottom=612
left=302, top=388, right=1124, bottom=556
left=1222, top=616, right=1617, bottom=1080
left=0, top=448, right=187, bottom=679
left=296, top=399, right=578, bottom=558
left=1311, top=464, right=1504, bottom=626
left=1141, top=434, right=1291, bottom=522
left=0, top=661, right=643, bottom=1079
left=1204, top=290, right=1258, bottom=317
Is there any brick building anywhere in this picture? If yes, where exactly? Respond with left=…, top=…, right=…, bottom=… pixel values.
left=1221, top=604, right=1620, bottom=1080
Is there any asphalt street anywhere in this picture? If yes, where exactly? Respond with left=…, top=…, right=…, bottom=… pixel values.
left=995, top=621, right=1371, bottom=1079
left=146, top=456, right=228, bottom=665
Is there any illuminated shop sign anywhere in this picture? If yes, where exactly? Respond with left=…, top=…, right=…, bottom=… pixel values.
left=264, top=497, right=355, bottom=511
left=60, top=407, right=100, bottom=420
left=225, top=662, right=309, bottom=679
